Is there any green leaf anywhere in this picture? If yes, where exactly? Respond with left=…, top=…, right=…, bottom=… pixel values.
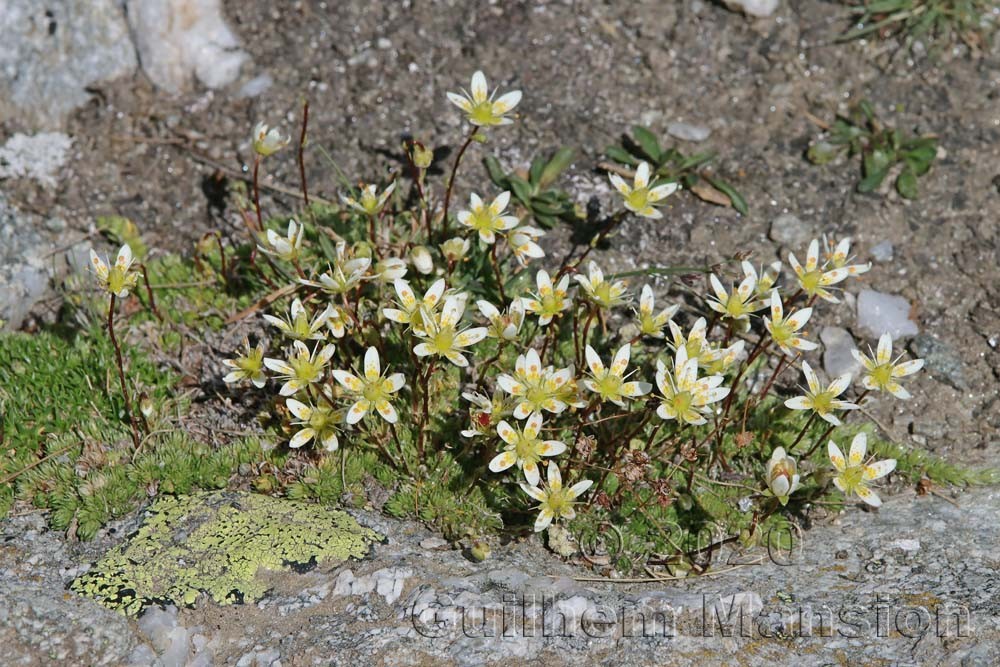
left=606, top=145, right=638, bottom=166
left=896, top=167, right=919, bottom=199
left=807, top=141, right=841, bottom=165
left=704, top=176, right=750, bottom=215
left=528, top=155, right=547, bottom=188
left=858, top=166, right=889, bottom=193
left=538, top=147, right=575, bottom=190
left=863, top=148, right=893, bottom=178
left=483, top=156, right=508, bottom=187
left=631, top=126, right=663, bottom=164
left=509, top=176, right=533, bottom=205
left=677, top=151, right=716, bottom=171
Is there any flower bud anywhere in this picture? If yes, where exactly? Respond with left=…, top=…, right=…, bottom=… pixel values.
left=410, top=245, right=434, bottom=275
left=440, top=237, right=471, bottom=263
left=411, top=143, right=434, bottom=169
left=251, top=122, right=290, bottom=157
left=766, top=447, right=801, bottom=506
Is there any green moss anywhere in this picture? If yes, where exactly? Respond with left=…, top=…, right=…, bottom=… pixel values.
left=71, top=490, right=381, bottom=615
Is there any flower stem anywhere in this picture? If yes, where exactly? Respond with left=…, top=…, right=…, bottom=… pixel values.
left=441, top=126, right=477, bottom=239
left=107, top=294, right=141, bottom=451
left=298, top=99, right=310, bottom=208
left=252, top=155, right=264, bottom=231
left=490, top=243, right=508, bottom=305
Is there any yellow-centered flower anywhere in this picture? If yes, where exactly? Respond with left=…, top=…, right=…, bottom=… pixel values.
left=457, top=191, right=519, bottom=244
left=520, top=464, right=593, bottom=532
left=851, top=333, right=924, bottom=399
left=788, top=239, right=853, bottom=303
left=635, top=285, right=679, bottom=339
left=507, top=226, right=546, bottom=265
left=583, top=344, right=651, bottom=407
left=252, top=122, right=290, bottom=157
left=258, top=220, right=303, bottom=263
left=497, top=348, right=577, bottom=419
left=412, top=294, right=487, bottom=367
left=521, top=269, right=571, bottom=326
left=489, top=412, right=567, bottom=486
left=608, top=162, right=678, bottom=219
left=446, top=71, right=522, bottom=127
left=263, top=340, right=336, bottom=397
left=222, top=337, right=267, bottom=388
left=89, top=244, right=139, bottom=298
left=784, top=361, right=858, bottom=426
left=333, top=347, right=406, bottom=424
left=828, top=433, right=895, bottom=507
left=574, top=262, right=629, bottom=310
left=654, top=346, right=729, bottom=425
left=707, top=262, right=765, bottom=321
left=342, top=182, right=396, bottom=216
left=285, top=397, right=343, bottom=451
left=763, top=291, right=817, bottom=356
left=263, top=298, right=333, bottom=342
left=383, top=278, right=446, bottom=336
left=477, top=298, right=525, bottom=341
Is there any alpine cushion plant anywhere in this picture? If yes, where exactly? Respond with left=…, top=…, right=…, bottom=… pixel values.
left=221, top=67, right=931, bottom=563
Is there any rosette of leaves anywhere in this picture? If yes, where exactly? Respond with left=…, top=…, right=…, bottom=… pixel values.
left=483, top=148, right=581, bottom=229
left=604, top=126, right=749, bottom=215
left=837, top=0, right=995, bottom=57
left=807, top=101, right=937, bottom=199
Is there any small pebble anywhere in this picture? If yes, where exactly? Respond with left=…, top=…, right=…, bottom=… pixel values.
left=666, top=122, right=711, bottom=142
left=856, top=289, right=919, bottom=339
left=869, top=240, right=894, bottom=262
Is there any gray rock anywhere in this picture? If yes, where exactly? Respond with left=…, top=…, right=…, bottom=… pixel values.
left=769, top=213, right=816, bottom=249
left=0, top=132, right=73, bottom=186
left=910, top=334, right=967, bottom=390
left=0, top=0, right=136, bottom=129
left=856, top=289, right=919, bottom=340
left=666, top=122, right=711, bottom=142
left=723, top=0, right=780, bottom=18
left=869, top=240, right=894, bottom=262
left=820, top=326, right=861, bottom=378
left=126, top=0, right=249, bottom=94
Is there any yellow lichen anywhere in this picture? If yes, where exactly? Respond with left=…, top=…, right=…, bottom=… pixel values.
left=70, top=491, right=381, bottom=615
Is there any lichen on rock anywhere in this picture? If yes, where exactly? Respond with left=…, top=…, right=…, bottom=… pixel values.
left=70, top=491, right=381, bottom=615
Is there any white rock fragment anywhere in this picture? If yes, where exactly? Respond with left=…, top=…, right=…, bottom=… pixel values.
left=870, top=240, right=894, bottom=262
left=820, top=326, right=861, bottom=378
left=769, top=213, right=816, bottom=249
left=0, top=133, right=73, bottom=187
left=856, top=289, right=919, bottom=339
left=723, top=0, right=780, bottom=18
left=890, top=538, right=921, bottom=553
left=667, top=122, right=711, bottom=142
left=126, top=0, right=249, bottom=94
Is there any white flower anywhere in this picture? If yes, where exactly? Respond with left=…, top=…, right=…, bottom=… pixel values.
left=583, top=344, right=651, bottom=407
left=413, top=294, right=488, bottom=367
left=765, top=447, right=801, bottom=506
left=608, top=162, right=678, bottom=219
left=574, top=262, right=629, bottom=309
left=507, top=226, right=546, bottom=265
left=497, top=349, right=578, bottom=419
left=520, top=464, right=593, bottom=532
left=333, top=347, right=406, bottom=424
left=788, top=239, right=852, bottom=303
left=446, top=70, right=522, bottom=127
left=489, top=412, right=567, bottom=486
left=301, top=243, right=371, bottom=295
left=783, top=361, right=858, bottom=426
left=285, top=397, right=342, bottom=451
left=440, top=237, right=472, bottom=263
left=461, top=390, right=510, bottom=438
left=263, top=298, right=333, bottom=342
left=477, top=299, right=525, bottom=341
left=706, top=262, right=765, bottom=321
left=383, top=278, right=446, bottom=335
left=252, top=122, right=290, bottom=157
left=521, top=269, right=571, bottom=326
left=828, top=433, right=895, bottom=507
left=635, top=285, right=679, bottom=339
left=263, top=341, right=336, bottom=396
left=822, top=235, right=872, bottom=275
left=222, top=338, right=267, bottom=388
left=373, top=257, right=408, bottom=283
left=851, top=333, right=924, bottom=399
left=457, top=191, right=519, bottom=244
left=89, top=244, right=138, bottom=298
left=654, top=346, right=729, bottom=425
left=341, top=182, right=396, bottom=215
left=258, top=219, right=303, bottom=262
left=763, top=291, right=817, bottom=355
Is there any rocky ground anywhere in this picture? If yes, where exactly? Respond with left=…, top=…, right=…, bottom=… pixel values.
left=2, top=0, right=999, bottom=665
